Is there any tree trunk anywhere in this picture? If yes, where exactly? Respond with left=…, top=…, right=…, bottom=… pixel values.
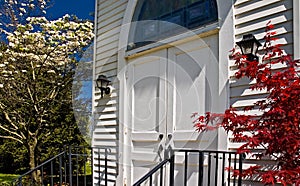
left=28, top=138, right=40, bottom=185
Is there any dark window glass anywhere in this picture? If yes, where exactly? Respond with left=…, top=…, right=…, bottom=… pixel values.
left=128, top=0, right=218, bottom=50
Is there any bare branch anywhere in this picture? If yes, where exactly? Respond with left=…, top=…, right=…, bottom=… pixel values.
left=0, top=135, right=23, bottom=144
left=0, top=103, right=19, bottom=130
left=0, top=124, right=23, bottom=141
left=27, top=86, right=39, bottom=113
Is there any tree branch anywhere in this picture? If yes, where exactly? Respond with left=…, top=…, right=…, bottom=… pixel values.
left=0, top=135, right=23, bottom=144
left=0, top=124, right=23, bottom=141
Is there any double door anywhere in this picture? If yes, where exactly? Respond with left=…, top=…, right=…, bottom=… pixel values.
left=127, top=40, right=219, bottom=184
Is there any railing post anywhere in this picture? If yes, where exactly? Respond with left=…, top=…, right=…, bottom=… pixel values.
left=98, top=148, right=100, bottom=185
left=207, top=152, right=211, bottom=186
left=169, top=153, right=175, bottom=186
left=83, top=146, right=87, bottom=186
left=160, top=165, right=163, bottom=186
left=18, top=177, right=22, bottom=186
left=41, top=166, right=44, bottom=186
left=238, top=154, right=243, bottom=186
left=69, top=146, right=72, bottom=186
left=198, top=152, right=203, bottom=186
left=59, top=156, right=63, bottom=186
left=91, top=147, right=94, bottom=185
left=63, top=146, right=67, bottom=185
left=51, top=161, right=54, bottom=186
left=105, top=148, right=108, bottom=186
left=228, top=153, right=232, bottom=186
left=184, top=151, right=188, bottom=186
left=233, top=154, right=237, bottom=186
left=170, top=149, right=175, bottom=186
left=215, top=152, right=219, bottom=186
left=76, top=147, right=79, bottom=186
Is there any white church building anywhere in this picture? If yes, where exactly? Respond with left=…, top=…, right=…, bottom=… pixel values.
left=92, top=0, right=299, bottom=185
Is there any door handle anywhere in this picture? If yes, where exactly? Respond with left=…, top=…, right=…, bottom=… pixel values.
left=159, top=133, right=164, bottom=140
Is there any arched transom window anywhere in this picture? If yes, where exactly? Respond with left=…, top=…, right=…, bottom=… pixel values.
left=128, top=0, right=218, bottom=50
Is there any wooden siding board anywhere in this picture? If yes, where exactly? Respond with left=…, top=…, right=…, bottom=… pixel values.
left=235, top=0, right=251, bottom=6
left=94, top=127, right=118, bottom=133
left=95, top=97, right=118, bottom=106
left=230, top=86, right=268, bottom=98
left=95, top=48, right=118, bottom=61
left=235, top=1, right=292, bottom=25
left=98, top=2, right=127, bottom=21
left=95, top=55, right=117, bottom=66
left=97, top=33, right=119, bottom=47
left=94, top=120, right=118, bottom=126
left=93, top=140, right=118, bottom=147
left=97, top=20, right=122, bottom=34
left=96, top=41, right=119, bottom=54
left=97, top=13, right=123, bottom=29
left=234, top=0, right=282, bottom=15
left=94, top=67, right=117, bottom=77
left=97, top=0, right=126, bottom=14
left=96, top=62, right=117, bottom=73
left=235, top=10, right=293, bottom=35
left=97, top=28, right=120, bottom=42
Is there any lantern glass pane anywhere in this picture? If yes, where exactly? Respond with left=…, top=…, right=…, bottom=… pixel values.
left=242, top=42, right=253, bottom=55
left=96, top=80, right=101, bottom=88
left=105, top=80, right=109, bottom=87
left=253, top=42, right=259, bottom=55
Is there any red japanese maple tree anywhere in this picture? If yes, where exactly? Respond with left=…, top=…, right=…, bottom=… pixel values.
left=193, top=22, right=300, bottom=185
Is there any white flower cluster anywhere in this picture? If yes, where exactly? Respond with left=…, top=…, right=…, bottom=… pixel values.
left=0, top=13, right=94, bottom=87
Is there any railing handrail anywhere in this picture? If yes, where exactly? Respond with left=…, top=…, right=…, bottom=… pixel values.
left=173, top=148, right=239, bottom=154
left=13, top=150, right=66, bottom=182
left=133, top=158, right=171, bottom=186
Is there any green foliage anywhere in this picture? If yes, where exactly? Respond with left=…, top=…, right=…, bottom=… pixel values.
left=0, top=173, right=19, bottom=186
left=0, top=139, right=27, bottom=174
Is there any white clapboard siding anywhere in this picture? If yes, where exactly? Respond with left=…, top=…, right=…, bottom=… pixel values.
left=93, top=0, right=128, bottom=185
left=230, top=0, right=294, bottom=183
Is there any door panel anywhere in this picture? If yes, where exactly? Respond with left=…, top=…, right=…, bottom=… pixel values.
left=167, top=44, right=217, bottom=151
left=167, top=41, right=219, bottom=186
left=127, top=50, right=167, bottom=183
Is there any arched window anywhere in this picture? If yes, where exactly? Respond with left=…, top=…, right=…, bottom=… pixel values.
left=128, top=0, right=218, bottom=50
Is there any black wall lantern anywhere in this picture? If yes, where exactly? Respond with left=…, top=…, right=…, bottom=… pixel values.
left=236, top=34, right=261, bottom=61
left=96, top=75, right=111, bottom=98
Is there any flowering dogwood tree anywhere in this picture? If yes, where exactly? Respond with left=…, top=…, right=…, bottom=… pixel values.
left=193, top=22, right=300, bottom=185
left=0, top=1, right=93, bottom=182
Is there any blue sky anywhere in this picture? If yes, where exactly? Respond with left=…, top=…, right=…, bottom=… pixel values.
left=45, top=1, right=95, bottom=100
left=47, top=0, right=95, bottom=20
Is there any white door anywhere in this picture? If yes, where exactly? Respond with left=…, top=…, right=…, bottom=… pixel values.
left=127, top=50, right=168, bottom=184
left=167, top=39, right=220, bottom=185
left=127, top=37, right=220, bottom=185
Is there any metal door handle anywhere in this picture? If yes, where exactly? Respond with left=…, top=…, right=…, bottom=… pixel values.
left=159, top=133, right=164, bottom=140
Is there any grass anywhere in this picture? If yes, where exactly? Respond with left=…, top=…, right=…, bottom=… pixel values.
left=0, top=173, right=19, bottom=185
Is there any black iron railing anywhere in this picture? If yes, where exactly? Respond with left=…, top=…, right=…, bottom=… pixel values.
left=133, top=158, right=174, bottom=186
left=11, top=146, right=110, bottom=186
left=133, top=149, right=244, bottom=186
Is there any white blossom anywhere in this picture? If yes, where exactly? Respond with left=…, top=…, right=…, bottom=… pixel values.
left=19, top=8, right=26, bottom=13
